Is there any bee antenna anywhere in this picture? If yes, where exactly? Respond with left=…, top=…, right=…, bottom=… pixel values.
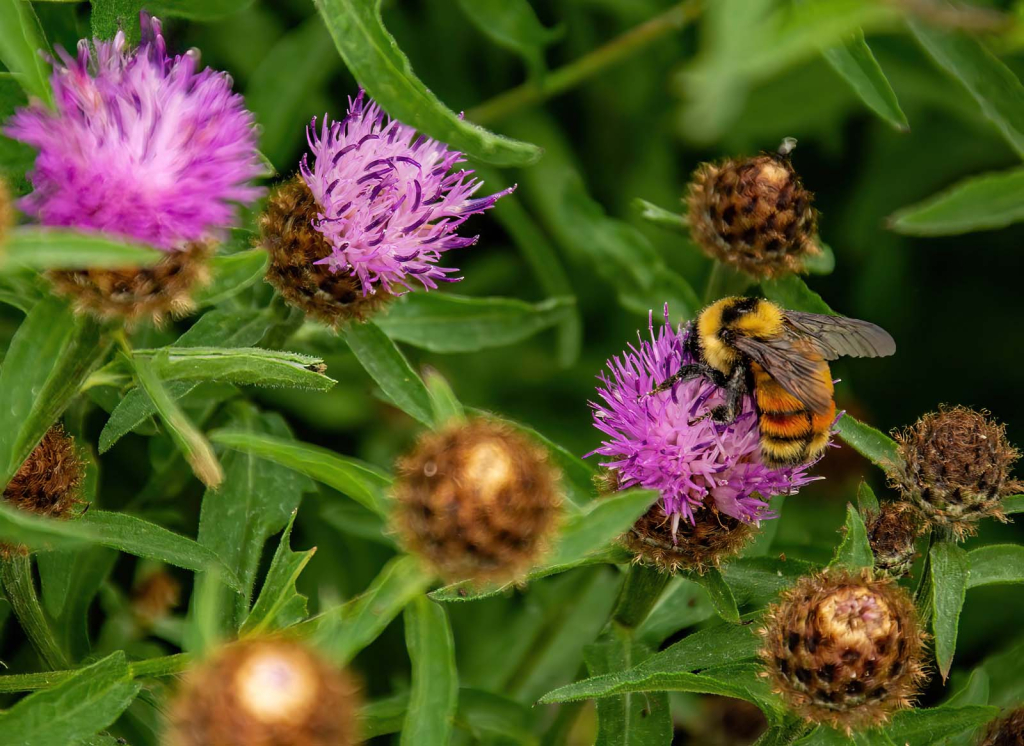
left=777, top=137, right=798, bottom=157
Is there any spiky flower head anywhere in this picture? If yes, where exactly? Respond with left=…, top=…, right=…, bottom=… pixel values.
left=295, top=91, right=513, bottom=297
left=589, top=306, right=817, bottom=570
left=981, top=706, right=1024, bottom=746
left=865, top=502, right=922, bottom=579
left=892, top=405, right=1021, bottom=540
left=687, top=141, right=820, bottom=279
left=166, top=638, right=359, bottom=746
left=6, top=13, right=261, bottom=250
left=758, top=568, right=927, bottom=734
left=392, top=417, right=562, bottom=584
left=2, top=425, right=86, bottom=557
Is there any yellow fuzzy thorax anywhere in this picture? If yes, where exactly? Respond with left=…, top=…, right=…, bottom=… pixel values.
left=696, top=296, right=785, bottom=373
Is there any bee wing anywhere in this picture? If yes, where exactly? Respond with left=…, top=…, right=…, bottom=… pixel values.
left=732, top=333, right=834, bottom=414
left=783, top=311, right=895, bottom=360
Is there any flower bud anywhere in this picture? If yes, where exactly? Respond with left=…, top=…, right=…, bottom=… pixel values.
left=892, top=406, right=1021, bottom=539
left=980, top=706, right=1024, bottom=746
left=392, top=418, right=562, bottom=584
left=165, top=638, right=359, bottom=746
left=2, top=425, right=86, bottom=557
left=759, top=569, right=927, bottom=733
left=261, top=177, right=392, bottom=327
left=687, top=144, right=820, bottom=279
left=49, top=241, right=213, bottom=326
left=865, top=502, right=922, bottom=579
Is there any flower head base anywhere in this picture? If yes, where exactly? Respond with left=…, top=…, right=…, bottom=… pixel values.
left=687, top=144, right=819, bottom=280
left=758, top=568, right=927, bottom=734
left=892, top=405, right=1021, bottom=540
left=392, top=418, right=562, bottom=584
left=166, top=638, right=359, bottom=746
left=6, top=13, right=262, bottom=251
left=589, top=306, right=817, bottom=559
left=981, top=706, right=1024, bottom=746
left=299, top=91, right=513, bottom=296
left=865, top=502, right=922, bottom=578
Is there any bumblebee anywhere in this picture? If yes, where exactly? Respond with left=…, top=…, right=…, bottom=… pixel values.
left=650, top=296, right=895, bottom=468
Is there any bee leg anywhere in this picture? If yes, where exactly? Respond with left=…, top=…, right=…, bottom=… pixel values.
left=643, top=364, right=721, bottom=400
left=689, top=367, right=745, bottom=425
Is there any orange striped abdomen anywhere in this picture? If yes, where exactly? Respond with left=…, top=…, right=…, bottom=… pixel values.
left=752, top=363, right=835, bottom=468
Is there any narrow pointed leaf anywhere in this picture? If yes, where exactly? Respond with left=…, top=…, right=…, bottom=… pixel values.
left=342, top=320, right=433, bottom=426
left=966, top=544, right=1024, bottom=588
left=0, top=227, right=163, bottom=272
left=836, top=415, right=901, bottom=472
left=886, top=705, right=999, bottom=746
left=761, top=276, right=833, bottom=315
left=455, top=0, right=559, bottom=80
left=585, top=635, right=672, bottom=746
left=691, top=567, right=740, bottom=623
left=831, top=503, right=873, bottom=570
left=240, top=513, right=314, bottom=635
left=822, top=30, right=908, bottom=131
left=930, top=541, right=969, bottom=681
left=424, top=368, right=464, bottom=426
left=193, top=248, right=269, bottom=307
left=889, top=166, right=1024, bottom=236
left=400, top=597, right=458, bottom=746
left=0, top=0, right=52, bottom=104
left=133, top=346, right=336, bottom=391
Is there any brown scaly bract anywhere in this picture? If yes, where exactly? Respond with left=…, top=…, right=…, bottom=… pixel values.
left=758, top=568, right=928, bottom=734
left=865, top=502, right=922, bottom=579
left=261, top=176, right=393, bottom=327
left=49, top=241, right=212, bottom=326
left=892, top=405, right=1022, bottom=539
left=687, top=152, right=820, bottom=279
left=165, top=638, right=359, bottom=746
left=980, top=706, right=1024, bottom=746
left=392, top=418, right=563, bottom=585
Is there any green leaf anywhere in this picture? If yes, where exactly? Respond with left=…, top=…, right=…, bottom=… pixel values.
left=831, top=503, right=873, bottom=570
left=400, top=597, right=458, bottom=746
left=945, top=667, right=989, bottom=709
left=145, top=0, right=254, bottom=21
left=0, top=501, right=90, bottom=552
left=0, top=652, right=140, bottom=746
left=424, top=368, right=464, bottom=426
left=821, top=29, right=908, bottom=131
left=455, top=689, right=537, bottom=745
left=636, top=577, right=716, bottom=646
left=133, top=356, right=223, bottom=488
left=209, top=429, right=392, bottom=518
left=836, top=415, right=902, bottom=472
left=889, top=166, right=1024, bottom=236
left=0, top=227, right=164, bottom=272
left=311, top=0, right=540, bottom=167
left=455, top=0, right=559, bottom=80
left=360, top=694, right=408, bottom=740
left=78, top=510, right=243, bottom=590
left=967, top=544, right=1024, bottom=588
left=886, top=705, right=999, bottom=746
left=342, top=320, right=434, bottom=426
left=690, top=567, right=740, bottom=623
left=857, top=481, right=881, bottom=515
left=761, top=275, right=833, bottom=315
left=0, top=297, right=109, bottom=489
left=633, top=198, right=689, bottom=235
left=723, top=556, right=819, bottom=609
left=0, top=553, right=69, bottom=668
left=90, top=0, right=144, bottom=41
left=375, top=293, right=577, bottom=353
left=132, top=346, right=336, bottom=391
left=909, top=19, right=1024, bottom=159
left=1001, top=494, right=1024, bottom=514
left=0, top=0, right=52, bottom=105
left=550, top=489, right=657, bottom=567
left=803, top=241, right=837, bottom=275
left=930, top=541, right=969, bottom=681
left=240, top=512, right=314, bottom=635
left=195, top=407, right=313, bottom=633
left=584, top=635, right=672, bottom=746
left=297, top=555, right=432, bottom=663
left=193, top=249, right=269, bottom=308
left=37, top=544, right=116, bottom=662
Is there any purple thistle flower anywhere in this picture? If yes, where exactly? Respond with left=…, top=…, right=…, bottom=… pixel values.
left=5, top=13, right=263, bottom=251
left=300, top=91, right=514, bottom=295
left=589, top=305, right=820, bottom=534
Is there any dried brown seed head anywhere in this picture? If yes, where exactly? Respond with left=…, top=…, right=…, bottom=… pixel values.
left=759, top=568, right=927, bottom=734
left=165, top=638, right=359, bottom=746
left=866, top=502, right=922, bottom=579
left=261, top=176, right=392, bottom=327
left=893, top=405, right=1021, bottom=539
left=392, top=417, right=563, bottom=584
left=49, top=241, right=212, bottom=326
left=687, top=149, right=819, bottom=279
left=980, top=706, right=1024, bottom=746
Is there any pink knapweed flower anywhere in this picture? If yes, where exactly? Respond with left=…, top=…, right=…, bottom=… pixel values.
left=5, top=13, right=262, bottom=250
left=300, top=91, right=514, bottom=295
left=589, top=306, right=819, bottom=533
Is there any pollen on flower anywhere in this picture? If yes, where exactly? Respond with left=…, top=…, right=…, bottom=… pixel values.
left=392, top=418, right=562, bottom=584
left=165, top=638, right=359, bottom=746
left=687, top=145, right=820, bottom=279
left=288, top=91, right=514, bottom=298
left=892, top=405, right=1021, bottom=539
left=758, top=568, right=927, bottom=734
left=589, top=306, right=818, bottom=572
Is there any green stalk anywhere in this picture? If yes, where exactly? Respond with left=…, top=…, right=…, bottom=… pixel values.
left=611, top=563, right=670, bottom=630
left=0, top=652, right=193, bottom=694
left=468, top=0, right=701, bottom=125
left=0, top=554, right=69, bottom=669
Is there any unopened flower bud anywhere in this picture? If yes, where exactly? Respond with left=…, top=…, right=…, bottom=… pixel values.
left=866, top=502, right=922, bottom=578
left=392, top=418, right=562, bottom=584
left=165, top=638, right=359, bottom=746
left=980, top=706, right=1024, bottom=746
left=893, top=406, right=1021, bottom=539
left=759, top=569, right=927, bottom=733
left=687, top=144, right=820, bottom=279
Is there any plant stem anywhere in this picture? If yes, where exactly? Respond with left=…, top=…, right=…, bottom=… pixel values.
left=611, top=563, right=670, bottom=630
left=468, top=0, right=701, bottom=125
left=0, top=554, right=69, bottom=669
left=703, top=260, right=727, bottom=305
left=0, top=652, right=193, bottom=694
